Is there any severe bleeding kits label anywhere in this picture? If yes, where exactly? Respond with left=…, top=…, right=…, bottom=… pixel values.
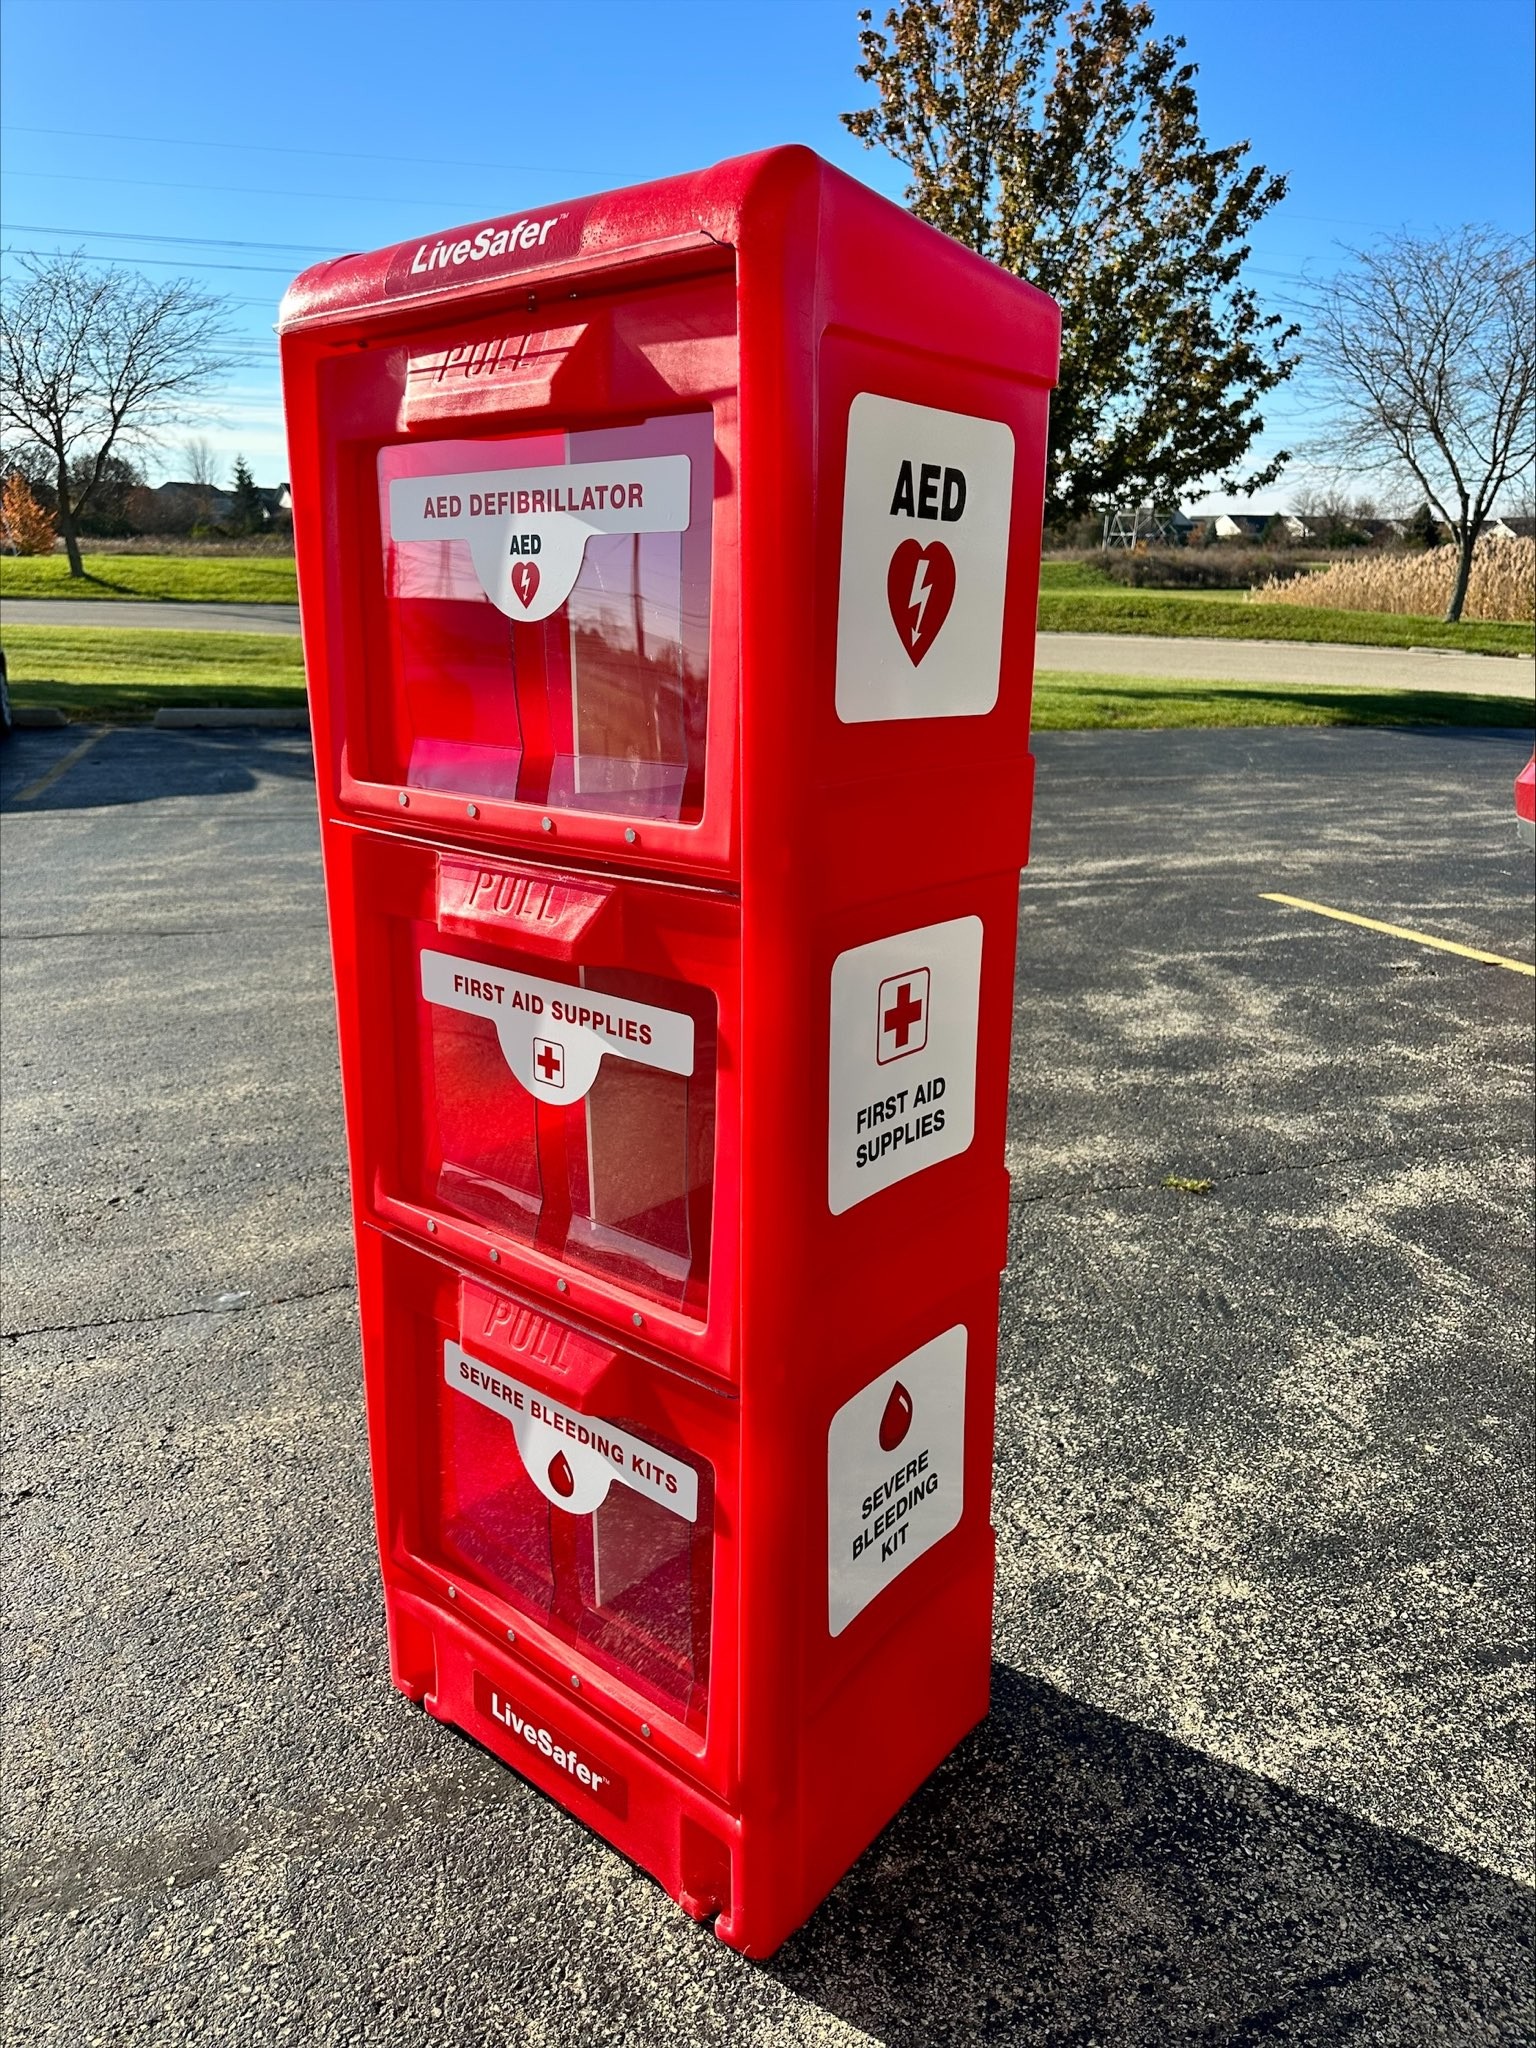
left=827, top=1327, right=967, bottom=1635
left=446, top=1340, right=698, bottom=1521
left=388, top=454, right=691, bottom=622
left=827, top=916, right=983, bottom=1214
left=421, top=949, right=693, bottom=1106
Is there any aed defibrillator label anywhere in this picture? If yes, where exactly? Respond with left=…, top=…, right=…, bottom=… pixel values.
left=827, top=916, right=982, bottom=1214
left=421, top=948, right=693, bottom=1105
left=388, top=454, right=690, bottom=622
left=835, top=392, right=1014, bottom=723
left=445, top=1341, right=698, bottom=1521
left=827, top=1326, right=967, bottom=1635
left=472, top=1671, right=629, bottom=1817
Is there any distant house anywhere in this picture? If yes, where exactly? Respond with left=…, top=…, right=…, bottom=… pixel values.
left=152, top=479, right=235, bottom=523
left=1190, top=511, right=1310, bottom=543
left=1481, top=516, right=1533, bottom=541
left=139, top=479, right=291, bottom=530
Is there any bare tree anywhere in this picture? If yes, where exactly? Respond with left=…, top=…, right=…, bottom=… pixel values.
left=181, top=434, right=220, bottom=526
left=1307, top=228, right=1535, bottom=621
left=0, top=251, right=233, bottom=576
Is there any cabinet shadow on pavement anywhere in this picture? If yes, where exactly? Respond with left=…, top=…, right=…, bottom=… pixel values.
left=769, top=1664, right=1531, bottom=2045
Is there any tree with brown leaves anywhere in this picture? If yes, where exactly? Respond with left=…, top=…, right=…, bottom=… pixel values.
left=844, top=0, right=1297, bottom=528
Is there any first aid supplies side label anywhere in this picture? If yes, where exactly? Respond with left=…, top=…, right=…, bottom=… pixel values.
left=827, top=916, right=983, bottom=1215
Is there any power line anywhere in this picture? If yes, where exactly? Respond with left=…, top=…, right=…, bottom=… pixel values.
left=0, top=121, right=630, bottom=182
left=1, top=220, right=342, bottom=255
left=2, top=241, right=300, bottom=278
left=7, top=166, right=503, bottom=212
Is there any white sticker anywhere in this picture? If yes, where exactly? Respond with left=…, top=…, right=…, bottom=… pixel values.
left=388, top=456, right=690, bottom=621
left=421, top=949, right=693, bottom=1106
left=828, top=916, right=982, bottom=1214
left=445, top=1341, right=697, bottom=1521
left=835, top=393, right=1014, bottom=724
left=828, top=1326, right=967, bottom=1636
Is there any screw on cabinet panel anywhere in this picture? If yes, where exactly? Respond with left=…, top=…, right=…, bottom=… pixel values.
left=557, top=1278, right=569, bottom=1293
left=640, top=1723, right=652, bottom=1739
left=632, top=1312, right=644, bottom=1328
left=467, top=803, right=479, bottom=820
left=398, top=791, right=409, bottom=807
left=427, top=1218, right=437, bottom=1234
left=489, top=1249, right=500, bottom=1264
left=624, top=827, right=638, bottom=844
left=541, top=816, right=554, bottom=832
left=570, top=1674, right=581, bottom=1690
left=506, top=1627, right=517, bottom=1644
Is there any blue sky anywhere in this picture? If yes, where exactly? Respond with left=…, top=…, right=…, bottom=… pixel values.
left=3, top=0, right=1531, bottom=509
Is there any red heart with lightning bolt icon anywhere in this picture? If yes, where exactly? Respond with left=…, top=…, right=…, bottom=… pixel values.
left=886, top=540, right=956, bottom=665
left=510, top=560, right=541, bottom=609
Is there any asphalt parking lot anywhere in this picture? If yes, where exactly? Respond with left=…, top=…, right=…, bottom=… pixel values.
left=2, top=721, right=1532, bottom=2045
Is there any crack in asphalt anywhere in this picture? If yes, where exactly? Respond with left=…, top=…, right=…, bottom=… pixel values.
left=1, top=1280, right=356, bottom=1344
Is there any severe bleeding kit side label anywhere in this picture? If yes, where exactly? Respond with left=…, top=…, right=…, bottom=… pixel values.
left=421, top=949, right=694, bottom=1105
left=827, top=1327, right=967, bottom=1636
left=835, top=393, right=1014, bottom=723
left=827, top=916, right=982, bottom=1214
left=446, top=1341, right=698, bottom=1521
left=387, top=455, right=690, bottom=622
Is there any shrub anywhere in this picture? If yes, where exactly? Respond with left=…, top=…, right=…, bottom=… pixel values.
left=0, top=471, right=57, bottom=554
left=1097, top=547, right=1311, bottom=590
left=1253, top=535, right=1534, bottom=623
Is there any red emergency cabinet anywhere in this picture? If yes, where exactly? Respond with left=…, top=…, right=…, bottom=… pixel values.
left=281, top=145, right=1058, bottom=1956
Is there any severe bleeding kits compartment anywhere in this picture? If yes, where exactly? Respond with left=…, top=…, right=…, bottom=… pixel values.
left=281, top=145, right=1058, bottom=1956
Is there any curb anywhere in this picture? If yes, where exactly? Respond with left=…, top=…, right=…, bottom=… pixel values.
left=152, top=706, right=311, bottom=730
left=11, top=706, right=70, bottom=729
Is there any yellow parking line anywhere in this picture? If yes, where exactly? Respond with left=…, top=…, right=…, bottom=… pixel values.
left=11, top=728, right=110, bottom=805
left=1261, top=893, right=1535, bottom=976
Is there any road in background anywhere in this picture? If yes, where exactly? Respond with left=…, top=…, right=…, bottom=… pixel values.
left=1035, top=630, right=1536, bottom=699
left=1, top=724, right=1531, bottom=2045
left=1, top=599, right=302, bottom=634
left=5, top=599, right=1532, bottom=704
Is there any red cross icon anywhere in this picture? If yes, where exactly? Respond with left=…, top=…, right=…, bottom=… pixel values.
left=533, top=1037, right=565, bottom=1087
left=877, top=967, right=929, bottom=1063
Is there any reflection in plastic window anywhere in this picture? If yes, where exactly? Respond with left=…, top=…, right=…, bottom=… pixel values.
left=379, top=414, right=713, bottom=822
left=412, top=927, right=717, bottom=1313
left=434, top=1365, right=713, bottom=1723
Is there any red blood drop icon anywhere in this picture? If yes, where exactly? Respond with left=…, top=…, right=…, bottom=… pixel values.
left=547, top=1450, right=576, bottom=1498
left=878, top=1381, right=914, bottom=1452
left=511, top=559, right=541, bottom=609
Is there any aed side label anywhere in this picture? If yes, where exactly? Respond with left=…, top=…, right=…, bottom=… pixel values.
left=828, top=1326, right=967, bottom=1636
left=835, top=392, right=1015, bottom=724
left=828, top=916, right=983, bottom=1214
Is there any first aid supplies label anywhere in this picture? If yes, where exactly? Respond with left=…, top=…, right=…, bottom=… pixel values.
left=835, top=393, right=1014, bottom=724
left=828, top=1326, right=967, bottom=1635
left=421, top=949, right=694, bottom=1106
left=827, top=916, right=982, bottom=1214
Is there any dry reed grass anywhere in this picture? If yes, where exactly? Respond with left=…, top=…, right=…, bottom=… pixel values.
left=1254, top=535, right=1535, bottom=623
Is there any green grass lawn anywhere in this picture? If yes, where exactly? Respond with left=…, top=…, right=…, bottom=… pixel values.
left=1030, top=670, right=1532, bottom=733
left=6, top=624, right=1529, bottom=734
left=0, top=552, right=298, bottom=603
left=1037, top=582, right=1533, bottom=656
left=3, top=625, right=306, bottom=720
